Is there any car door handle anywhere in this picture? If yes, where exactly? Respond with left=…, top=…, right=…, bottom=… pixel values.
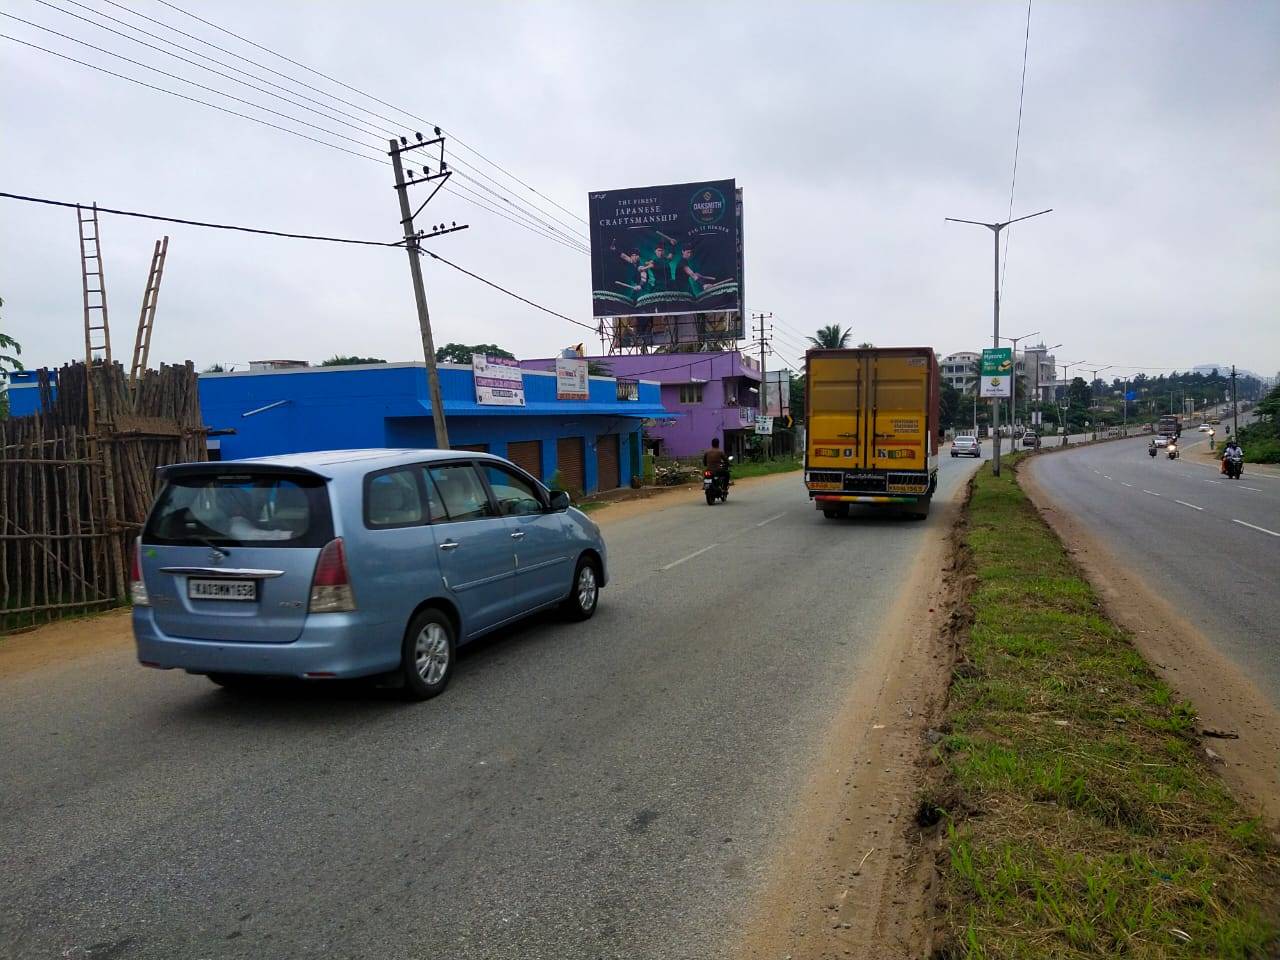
left=439, top=541, right=459, bottom=551
left=510, top=531, right=526, bottom=540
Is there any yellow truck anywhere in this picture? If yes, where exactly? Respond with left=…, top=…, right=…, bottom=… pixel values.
left=804, top=347, right=941, bottom=519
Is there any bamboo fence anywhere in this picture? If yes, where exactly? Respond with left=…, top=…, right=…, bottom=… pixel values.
left=1, top=360, right=206, bottom=630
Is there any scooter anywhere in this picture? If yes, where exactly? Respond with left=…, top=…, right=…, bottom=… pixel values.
left=1224, top=453, right=1244, bottom=479
left=1166, top=443, right=1179, bottom=460
left=1148, top=445, right=1157, bottom=458
left=703, top=455, right=734, bottom=505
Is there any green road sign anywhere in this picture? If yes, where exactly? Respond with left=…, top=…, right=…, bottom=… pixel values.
left=980, top=347, right=1013, bottom=398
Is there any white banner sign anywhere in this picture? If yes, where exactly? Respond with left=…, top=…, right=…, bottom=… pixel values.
left=472, top=354, right=525, bottom=406
left=755, top=415, right=774, bottom=436
left=555, top=357, right=589, bottom=401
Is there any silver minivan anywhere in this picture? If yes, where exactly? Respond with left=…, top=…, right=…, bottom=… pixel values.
left=132, top=449, right=607, bottom=699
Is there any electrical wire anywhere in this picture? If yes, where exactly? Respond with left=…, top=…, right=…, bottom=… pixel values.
left=25, top=0, right=589, bottom=246
left=1000, top=0, right=1033, bottom=296
left=0, top=189, right=400, bottom=246
left=152, top=0, right=589, bottom=227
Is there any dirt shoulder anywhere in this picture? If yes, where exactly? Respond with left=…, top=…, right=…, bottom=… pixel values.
left=1021, top=463, right=1280, bottom=825
left=736, top=476, right=965, bottom=960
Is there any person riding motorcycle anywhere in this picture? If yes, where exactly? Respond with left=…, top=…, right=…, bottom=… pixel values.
left=703, top=437, right=729, bottom=477
left=1223, top=439, right=1244, bottom=479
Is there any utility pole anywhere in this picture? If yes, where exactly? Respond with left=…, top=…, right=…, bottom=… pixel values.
left=389, top=132, right=469, bottom=450
left=945, top=208, right=1052, bottom=476
left=1231, top=364, right=1238, bottom=437
left=1085, top=365, right=1113, bottom=439
left=752, top=312, right=773, bottom=455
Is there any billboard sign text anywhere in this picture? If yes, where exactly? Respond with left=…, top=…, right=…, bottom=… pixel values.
left=979, top=348, right=1013, bottom=398
left=472, top=354, right=525, bottom=406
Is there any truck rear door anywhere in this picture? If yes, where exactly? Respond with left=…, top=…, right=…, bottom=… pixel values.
left=868, top=353, right=929, bottom=471
left=807, top=353, right=866, bottom=470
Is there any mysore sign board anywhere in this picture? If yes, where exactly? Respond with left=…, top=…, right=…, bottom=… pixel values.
left=555, top=357, right=589, bottom=401
left=979, top=347, right=1013, bottom=398
left=755, top=415, right=774, bottom=436
left=472, top=354, right=525, bottom=406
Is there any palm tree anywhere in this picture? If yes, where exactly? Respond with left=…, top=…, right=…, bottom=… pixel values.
left=0, top=298, right=23, bottom=379
left=808, top=324, right=852, bottom=349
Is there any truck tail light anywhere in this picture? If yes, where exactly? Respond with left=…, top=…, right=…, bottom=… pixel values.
left=130, top=538, right=150, bottom=606
left=309, top=538, right=356, bottom=613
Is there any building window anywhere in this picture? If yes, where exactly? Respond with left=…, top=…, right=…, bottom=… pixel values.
left=679, top=384, right=703, bottom=404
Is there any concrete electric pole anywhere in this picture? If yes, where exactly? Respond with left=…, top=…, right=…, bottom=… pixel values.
left=945, top=208, right=1052, bottom=477
left=752, top=311, right=773, bottom=455
left=389, top=132, right=468, bottom=450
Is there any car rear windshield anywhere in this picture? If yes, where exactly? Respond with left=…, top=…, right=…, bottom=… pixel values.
left=144, top=471, right=334, bottom=548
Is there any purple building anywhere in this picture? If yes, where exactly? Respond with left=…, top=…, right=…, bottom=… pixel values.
left=522, top=351, right=761, bottom=459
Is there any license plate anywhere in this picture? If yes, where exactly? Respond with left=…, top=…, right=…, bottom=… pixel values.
left=188, top=578, right=256, bottom=601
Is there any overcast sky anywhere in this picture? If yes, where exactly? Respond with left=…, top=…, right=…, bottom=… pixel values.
left=2, top=0, right=1277, bottom=379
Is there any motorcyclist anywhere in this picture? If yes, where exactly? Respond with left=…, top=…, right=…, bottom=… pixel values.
left=702, top=437, right=730, bottom=489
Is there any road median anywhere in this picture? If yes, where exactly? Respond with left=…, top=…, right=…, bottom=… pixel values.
left=927, top=455, right=1280, bottom=957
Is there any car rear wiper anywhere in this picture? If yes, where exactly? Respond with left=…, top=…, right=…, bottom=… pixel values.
left=197, top=536, right=230, bottom=558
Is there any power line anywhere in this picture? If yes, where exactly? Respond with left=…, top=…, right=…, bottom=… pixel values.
left=150, top=0, right=587, bottom=226
left=1, top=32, right=384, bottom=163
left=419, top=249, right=597, bottom=333
left=0, top=190, right=400, bottom=246
left=26, top=0, right=588, bottom=246
left=1000, top=0, right=1033, bottom=296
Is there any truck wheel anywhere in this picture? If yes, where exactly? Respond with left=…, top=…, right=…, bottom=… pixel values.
left=908, top=497, right=931, bottom=520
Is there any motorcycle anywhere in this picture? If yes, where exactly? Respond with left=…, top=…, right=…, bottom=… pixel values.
left=1148, top=445, right=1157, bottom=458
left=703, top=455, right=734, bottom=505
left=1224, top=453, right=1244, bottom=479
left=1166, top=443, right=1179, bottom=460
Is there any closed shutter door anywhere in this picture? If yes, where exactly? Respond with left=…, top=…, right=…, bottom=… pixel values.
left=507, top=440, right=541, bottom=480
left=454, top=443, right=488, bottom=453
left=556, top=437, right=585, bottom=495
left=595, top=434, right=620, bottom=491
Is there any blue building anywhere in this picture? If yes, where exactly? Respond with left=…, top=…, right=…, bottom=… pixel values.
left=5, top=363, right=667, bottom=494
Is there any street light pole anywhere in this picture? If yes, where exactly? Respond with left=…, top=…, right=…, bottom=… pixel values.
left=945, top=208, right=1052, bottom=477
left=998, top=329, right=1039, bottom=436
left=1085, top=365, right=1114, bottom=439
left=1057, top=359, right=1085, bottom=444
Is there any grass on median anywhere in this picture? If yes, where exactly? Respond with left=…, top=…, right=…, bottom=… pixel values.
left=929, top=455, right=1280, bottom=959
left=730, top=456, right=803, bottom=480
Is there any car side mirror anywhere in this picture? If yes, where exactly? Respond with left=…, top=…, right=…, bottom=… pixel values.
left=548, top=490, right=571, bottom=512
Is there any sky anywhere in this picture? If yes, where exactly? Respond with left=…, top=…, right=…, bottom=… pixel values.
left=2, top=0, right=1278, bottom=381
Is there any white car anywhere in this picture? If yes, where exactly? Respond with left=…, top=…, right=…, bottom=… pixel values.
left=1198, top=424, right=1212, bottom=432
left=1153, top=434, right=1170, bottom=447
left=951, top=435, right=981, bottom=457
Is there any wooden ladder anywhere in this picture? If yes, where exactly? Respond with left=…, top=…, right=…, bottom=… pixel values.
left=129, top=235, right=169, bottom=392
left=78, top=203, right=113, bottom=370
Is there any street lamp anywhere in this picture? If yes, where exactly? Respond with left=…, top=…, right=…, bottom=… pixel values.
left=945, top=207, right=1053, bottom=476
left=1085, top=365, right=1114, bottom=438
left=998, top=330, right=1039, bottom=435
left=1026, top=342, right=1062, bottom=434
left=1057, top=359, right=1087, bottom=444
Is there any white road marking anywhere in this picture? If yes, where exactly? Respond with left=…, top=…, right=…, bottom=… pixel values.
left=1232, top=519, right=1280, bottom=538
left=661, top=543, right=718, bottom=571
left=1240, top=486, right=1263, bottom=492
left=1092, top=469, right=1101, bottom=474
left=1120, top=482, right=1134, bottom=488
left=1142, top=490, right=1162, bottom=497
left=1173, top=500, right=1203, bottom=511
left=755, top=512, right=787, bottom=528
left=1103, top=475, right=1113, bottom=480
left=1204, top=479, right=1221, bottom=484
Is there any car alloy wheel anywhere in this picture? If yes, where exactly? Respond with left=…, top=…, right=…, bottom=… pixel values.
left=415, top=622, right=450, bottom=686
left=577, top=563, right=598, bottom=613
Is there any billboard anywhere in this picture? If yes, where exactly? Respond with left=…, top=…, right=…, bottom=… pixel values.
left=555, top=357, right=589, bottom=401
left=472, top=354, right=525, bottom=406
left=589, top=179, right=740, bottom=319
left=979, top=348, right=1013, bottom=399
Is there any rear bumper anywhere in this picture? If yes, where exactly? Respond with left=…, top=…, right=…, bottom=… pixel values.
left=132, top=608, right=400, bottom=679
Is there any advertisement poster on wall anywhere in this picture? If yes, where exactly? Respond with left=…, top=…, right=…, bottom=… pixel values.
left=979, top=347, right=1013, bottom=398
left=555, top=357, right=589, bottom=401
left=589, top=178, right=740, bottom=319
left=472, top=354, right=525, bottom=406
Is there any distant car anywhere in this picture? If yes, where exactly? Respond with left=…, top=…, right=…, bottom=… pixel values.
left=132, top=449, right=607, bottom=700
left=951, top=435, right=981, bottom=457
left=1020, top=433, right=1041, bottom=449
left=1209, top=418, right=1220, bottom=424
left=1198, top=424, right=1212, bottom=432
left=1153, top=434, right=1170, bottom=447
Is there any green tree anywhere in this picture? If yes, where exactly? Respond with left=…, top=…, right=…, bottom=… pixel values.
left=203, top=363, right=234, bottom=373
left=435, top=343, right=515, bottom=364
left=789, top=373, right=806, bottom=421
left=0, top=297, right=21, bottom=379
left=939, top=381, right=961, bottom=431
left=807, top=324, right=852, bottom=349
left=321, top=355, right=386, bottom=366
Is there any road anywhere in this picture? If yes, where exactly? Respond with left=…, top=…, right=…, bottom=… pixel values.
left=1026, top=433, right=1280, bottom=705
left=1, top=454, right=980, bottom=960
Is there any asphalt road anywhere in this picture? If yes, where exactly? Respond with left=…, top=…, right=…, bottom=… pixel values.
left=1, top=454, right=980, bottom=960
left=1026, top=434, right=1280, bottom=706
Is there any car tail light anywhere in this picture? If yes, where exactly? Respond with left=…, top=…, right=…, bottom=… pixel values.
left=309, top=538, right=356, bottom=613
left=130, top=537, right=150, bottom=606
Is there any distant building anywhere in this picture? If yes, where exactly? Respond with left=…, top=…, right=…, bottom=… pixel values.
left=248, top=359, right=310, bottom=371
left=1020, top=344, right=1058, bottom=403
left=941, top=352, right=981, bottom=394
left=521, top=351, right=761, bottom=459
